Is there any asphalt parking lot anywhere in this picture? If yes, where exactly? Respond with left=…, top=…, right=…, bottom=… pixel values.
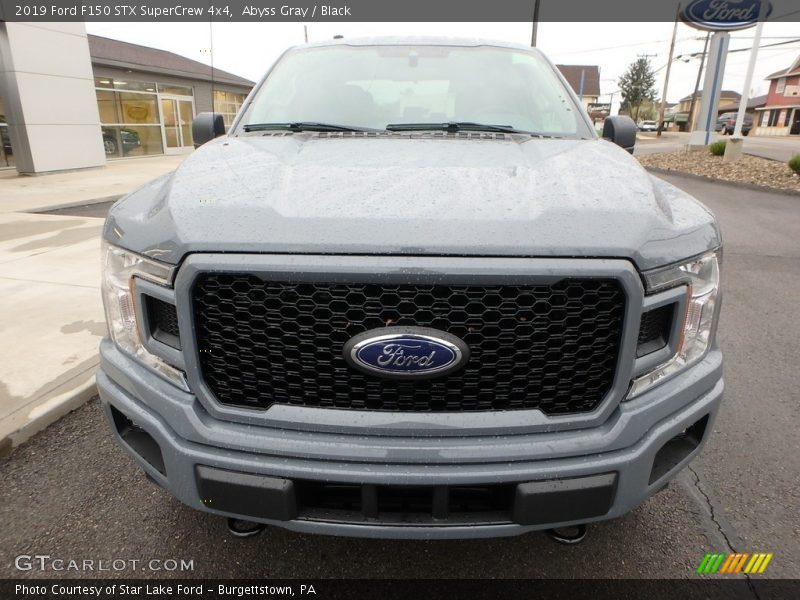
left=1, top=173, right=798, bottom=580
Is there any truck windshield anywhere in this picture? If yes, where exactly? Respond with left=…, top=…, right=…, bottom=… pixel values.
left=242, top=44, right=589, bottom=137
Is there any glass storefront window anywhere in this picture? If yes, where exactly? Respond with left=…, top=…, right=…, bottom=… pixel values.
left=118, top=92, right=159, bottom=124
left=213, top=90, right=247, bottom=127
left=95, top=77, right=198, bottom=157
left=96, top=89, right=122, bottom=123
left=158, top=83, right=193, bottom=96
left=179, top=99, right=194, bottom=146
left=97, top=90, right=159, bottom=125
left=0, top=95, right=13, bottom=168
left=95, top=78, right=157, bottom=93
left=115, top=80, right=157, bottom=93
left=101, top=125, right=163, bottom=158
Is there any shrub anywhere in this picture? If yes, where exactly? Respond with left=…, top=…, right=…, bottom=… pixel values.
left=709, top=140, right=727, bottom=156
left=789, top=154, right=800, bottom=175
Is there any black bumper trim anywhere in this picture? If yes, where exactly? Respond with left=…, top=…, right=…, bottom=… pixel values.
left=196, top=465, right=298, bottom=521
left=513, top=473, right=618, bottom=525
left=194, top=465, right=617, bottom=527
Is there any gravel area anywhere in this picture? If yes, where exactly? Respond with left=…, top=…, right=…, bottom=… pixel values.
left=638, top=151, right=800, bottom=193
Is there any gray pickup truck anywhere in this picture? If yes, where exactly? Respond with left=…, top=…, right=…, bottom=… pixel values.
left=98, top=38, right=723, bottom=540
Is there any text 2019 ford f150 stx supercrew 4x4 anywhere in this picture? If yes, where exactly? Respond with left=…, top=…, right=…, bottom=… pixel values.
left=98, top=38, right=723, bottom=540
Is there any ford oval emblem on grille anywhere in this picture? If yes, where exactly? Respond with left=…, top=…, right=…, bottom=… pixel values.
left=343, top=327, right=469, bottom=379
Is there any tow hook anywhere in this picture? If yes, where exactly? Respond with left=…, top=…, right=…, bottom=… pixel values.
left=226, top=518, right=266, bottom=538
left=546, top=524, right=588, bottom=544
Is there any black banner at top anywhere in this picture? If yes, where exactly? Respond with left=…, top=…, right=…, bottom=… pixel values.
left=1, top=0, right=800, bottom=22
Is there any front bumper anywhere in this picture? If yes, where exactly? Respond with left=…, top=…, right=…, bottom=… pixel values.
left=98, top=338, right=723, bottom=539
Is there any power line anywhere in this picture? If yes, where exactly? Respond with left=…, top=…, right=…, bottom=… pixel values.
left=675, top=37, right=800, bottom=61
left=550, top=37, right=696, bottom=57
left=729, top=37, right=800, bottom=53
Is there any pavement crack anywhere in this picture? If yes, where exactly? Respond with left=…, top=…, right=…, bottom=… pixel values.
left=687, top=465, right=761, bottom=600
left=687, top=465, right=734, bottom=552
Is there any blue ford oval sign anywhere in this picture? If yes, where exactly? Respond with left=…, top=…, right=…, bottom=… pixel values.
left=681, top=0, right=771, bottom=31
left=343, top=327, right=469, bottom=379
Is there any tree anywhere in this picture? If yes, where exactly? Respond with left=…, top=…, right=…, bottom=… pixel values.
left=618, top=58, right=658, bottom=123
left=636, top=98, right=659, bottom=121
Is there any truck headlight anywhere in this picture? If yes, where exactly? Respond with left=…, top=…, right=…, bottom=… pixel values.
left=101, top=242, right=188, bottom=390
left=628, top=250, right=721, bottom=398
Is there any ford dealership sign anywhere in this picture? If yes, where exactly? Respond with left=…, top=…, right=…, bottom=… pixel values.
left=681, top=0, right=771, bottom=31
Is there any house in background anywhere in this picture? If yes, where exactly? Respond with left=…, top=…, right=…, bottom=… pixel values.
left=671, top=89, right=742, bottom=132
left=754, top=54, right=800, bottom=136
left=746, top=95, right=767, bottom=120
left=556, top=65, right=600, bottom=109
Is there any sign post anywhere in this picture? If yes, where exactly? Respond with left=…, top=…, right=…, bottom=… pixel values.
left=724, top=0, right=769, bottom=162
left=689, top=31, right=730, bottom=147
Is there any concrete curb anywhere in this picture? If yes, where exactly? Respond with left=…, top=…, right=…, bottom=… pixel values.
left=0, top=370, right=98, bottom=459
left=29, top=194, right=123, bottom=214
left=644, top=166, right=800, bottom=198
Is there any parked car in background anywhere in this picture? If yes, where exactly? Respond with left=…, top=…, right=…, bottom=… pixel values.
left=638, top=120, right=657, bottom=132
left=716, top=112, right=752, bottom=136
left=102, top=126, right=142, bottom=156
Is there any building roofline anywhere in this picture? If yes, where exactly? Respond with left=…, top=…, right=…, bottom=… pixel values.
left=88, top=34, right=254, bottom=88
left=765, top=54, right=800, bottom=80
left=678, top=89, right=742, bottom=102
left=755, top=104, right=800, bottom=110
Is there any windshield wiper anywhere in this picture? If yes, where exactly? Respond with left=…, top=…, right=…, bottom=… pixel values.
left=385, top=122, right=533, bottom=134
left=242, top=122, right=375, bottom=133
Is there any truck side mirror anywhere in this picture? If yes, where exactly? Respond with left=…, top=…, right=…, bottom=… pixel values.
left=191, top=112, right=226, bottom=148
left=602, top=116, right=637, bottom=154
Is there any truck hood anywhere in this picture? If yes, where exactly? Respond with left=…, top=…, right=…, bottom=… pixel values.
left=104, top=133, right=720, bottom=270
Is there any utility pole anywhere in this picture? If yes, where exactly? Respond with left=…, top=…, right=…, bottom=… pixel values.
left=687, top=32, right=710, bottom=132
left=531, top=0, right=540, bottom=47
left=304, top=25, right=308, bottom=43
left=657, top=5, right=681, bottom=137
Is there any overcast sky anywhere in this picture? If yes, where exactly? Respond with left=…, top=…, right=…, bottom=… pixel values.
left=86, top=21, right=800, bottom=104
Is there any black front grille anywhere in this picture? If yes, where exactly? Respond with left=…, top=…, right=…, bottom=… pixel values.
left=192, top=275, right=626, bottom=414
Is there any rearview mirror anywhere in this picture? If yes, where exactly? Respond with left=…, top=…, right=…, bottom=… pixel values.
left=602, top=116, right=637, bottom=154
left=191, top=112, right=226, bottom=148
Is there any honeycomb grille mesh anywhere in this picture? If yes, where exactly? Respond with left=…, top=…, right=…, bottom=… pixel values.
left=637, top=303, right=673, bottom=355
left=149, top=297, right=180, bottom=338
left=192, top=275, right=625, bottom=414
